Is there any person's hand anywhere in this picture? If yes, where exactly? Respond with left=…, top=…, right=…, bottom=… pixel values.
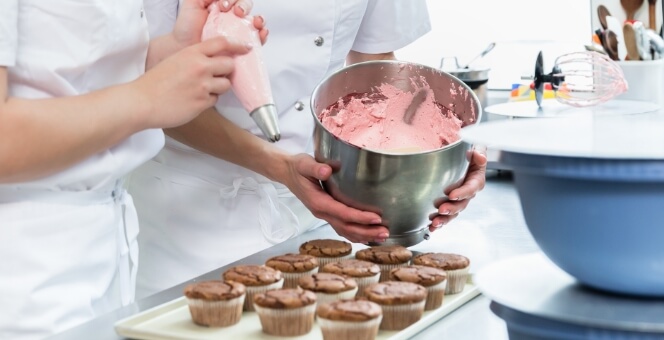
left=174, top=0, right=268, bottom=48
left=282, top=154, right=389, bottom=244
left=133, top=37, right=252, bottom=129
left=429, top=147, right=487, bottom=232
left=216, top=0, right=269, bottom=44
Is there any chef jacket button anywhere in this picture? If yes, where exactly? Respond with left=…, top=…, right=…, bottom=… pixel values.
left=140, top=9, right=144, bottom=18
left=294, top=101, right=305, bottom=111
left=314, top=36, right=324, bottom=47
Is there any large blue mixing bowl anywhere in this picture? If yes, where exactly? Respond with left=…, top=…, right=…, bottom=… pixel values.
left=501, top=151, right=664, bottom=297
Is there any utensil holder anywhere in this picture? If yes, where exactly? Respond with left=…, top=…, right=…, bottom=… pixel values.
left=616, top=58, right=664, bottom=106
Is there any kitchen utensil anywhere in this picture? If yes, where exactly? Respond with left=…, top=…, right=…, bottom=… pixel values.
left=310, top=60, right=481, bottom=247
left=633, top=21, right=653, bottom=60
left=484, top=99, right=658, bottom=118
left=460, top=42, right=496, bottom=69
left=461, top=114, right=664, bottom=297
left=598, top=4, right=611, bottom=30
left=647, top=28, right=664, bottom=53
left=478, top=254, right=664, bottom=339
left=623, top=22, right=642, bottom=60
left=202, top=7, right=280, bottom=142
left=532, top=51, right=628, bottom=107
left=621, top=0, right=644, bottom=21
left=604, top=29, right=620, bottom=60
left=648, top=0, right=657, bottom=30
left=617, top=59, right=664, bottom=106
left=440, top=56, right=490, bottom=118
left=584, top=43, right=607, bottom=54
left=402, top=89, right=428, bottom=124
left=500, top=152, right=664, bottom=297
left=595, top=28, right=607, bottom=47
left=606, top=15, right=628, bottom=60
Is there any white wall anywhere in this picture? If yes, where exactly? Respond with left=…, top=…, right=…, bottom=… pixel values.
left=396, top=0, right=593, bottom=89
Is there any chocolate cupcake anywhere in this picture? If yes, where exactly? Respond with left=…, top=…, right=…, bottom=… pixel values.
left=412, top=253, right=470, bottom=294
left=222, top=265, right=284, bottom=311
left=317, top=299, right=383, bottom=340
left=265, top=253, right=319, bottom=288
left=320, top=259, right=380, bottom=297
left=253, top=288, right=317, bottom=336
left=299, top=239, right=353, bottom=265
left=364, top=281, right=427, bottom=331
left=183, top=280, right=245, bottom=327
left=355, top=245, right=412, bottom=281
left=389, top=265, right=447, bottom=310
left=297, top=272, right=358, bottom=305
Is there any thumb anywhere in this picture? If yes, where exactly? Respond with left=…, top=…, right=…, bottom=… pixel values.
left=296, top=156, right=332, bottom=181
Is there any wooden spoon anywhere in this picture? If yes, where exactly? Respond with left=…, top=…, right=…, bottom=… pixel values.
left=603, top=29, right=620, bottom=61
left=621, top=0, right=644, bottom=21
left=623, top=23, right=641, bottom=60
left=648, top=0, right=657, bottom=30
left=598, top=5, right=611, bottom=30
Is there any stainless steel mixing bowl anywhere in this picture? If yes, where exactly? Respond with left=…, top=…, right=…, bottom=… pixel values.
left=310, top=60, right=482, bottom=247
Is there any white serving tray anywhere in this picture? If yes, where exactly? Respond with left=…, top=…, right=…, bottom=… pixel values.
left=115, top=283, right=480, bottom=340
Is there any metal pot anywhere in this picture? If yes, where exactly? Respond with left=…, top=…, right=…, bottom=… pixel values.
left=310, top=60, right=482, bottom=247
left=450, top=69, right=489, bottom=113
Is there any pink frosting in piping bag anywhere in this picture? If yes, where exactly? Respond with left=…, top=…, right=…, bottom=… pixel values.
left=201, top=3, right=274, bottom=115
left=201, top=3, right=280, bottom=142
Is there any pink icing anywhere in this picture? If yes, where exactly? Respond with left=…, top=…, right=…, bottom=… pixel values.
left=318, top=81, right=463, bottom=152
left=201, top=3, right=273, bottom=113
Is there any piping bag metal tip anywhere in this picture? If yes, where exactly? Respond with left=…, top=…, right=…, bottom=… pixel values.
left=250, top=104, right=281, bottom=143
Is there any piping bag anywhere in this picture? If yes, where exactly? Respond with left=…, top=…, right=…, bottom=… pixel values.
left=202, top=3, right=281, bottom=142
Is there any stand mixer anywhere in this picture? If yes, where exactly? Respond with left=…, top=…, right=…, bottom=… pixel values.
left=532, top=50, right=628, bottom=107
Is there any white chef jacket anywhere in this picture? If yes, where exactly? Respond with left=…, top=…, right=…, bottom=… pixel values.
left=0, top=1, right=163, bottom=338
left=130, top=0, right=431, bottom=298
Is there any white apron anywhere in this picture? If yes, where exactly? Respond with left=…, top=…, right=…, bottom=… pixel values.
left=0, top=1, right=161, bottom=338
left=0, top=183, right=139, bottom=339
left=132, top=0, right=431, bottom=299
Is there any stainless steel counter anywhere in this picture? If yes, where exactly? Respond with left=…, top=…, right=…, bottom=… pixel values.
left=48, top=174, right=539, bottom=340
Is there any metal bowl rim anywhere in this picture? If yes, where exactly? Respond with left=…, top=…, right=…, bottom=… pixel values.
left=309, top=59, right=482, bottom=156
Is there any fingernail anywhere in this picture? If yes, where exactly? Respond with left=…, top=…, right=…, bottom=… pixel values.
left=222, top=1, right=230, bottom=8
left=371, top=218, right=382, bottom=224
left=435, top=223, right=444, bottom=229
left=256, top=15, right=264, bottom=25
left=237, top=3, right=247, bottom=14
left=440, top=210, right=451, bottom=215
left=374, top=238, right=387, bottom=243
left=378, top=233, right=389, bottom=239
left=245, top=42, right=253, bottom=49
left=449, top=197, right=460, bottom=201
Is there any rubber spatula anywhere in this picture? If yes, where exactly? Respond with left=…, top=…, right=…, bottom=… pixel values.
left=402, top=89, right=427, bottom=124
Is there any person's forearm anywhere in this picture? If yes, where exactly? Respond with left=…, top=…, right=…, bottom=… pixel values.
left=0, top=68, right=150, bottom=183
left=164, top=107, right=290, bottom=182
left=146, top=34, right=184, bottom=70
left=346, top=51, right=396, bottom=65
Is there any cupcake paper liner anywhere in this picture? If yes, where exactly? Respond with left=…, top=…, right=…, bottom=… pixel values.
left=243, top=278, right=284, bottom=312
left=353, top=274, right=381, bottom=298
left=313, top=286, right=359, bottom=306
left=318, top=315, right=383, bottom=340
left=377, top=299, right=426, bottom=331
left=282, top=267, right=319, bottom=289
left=254, top=303, right=317, bottom=336
left=315, top=253, right=354, bottom=266
left=186, top=294, right=245, bottom=327
left=423, top=279, right=447, bottom=310
left=444, top=267, right=470, bottom=295
left=377, top=262, right=410, bottom=282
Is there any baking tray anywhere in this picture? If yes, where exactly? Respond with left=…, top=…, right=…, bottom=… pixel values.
left=115, top=283, right=480, bottom=340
